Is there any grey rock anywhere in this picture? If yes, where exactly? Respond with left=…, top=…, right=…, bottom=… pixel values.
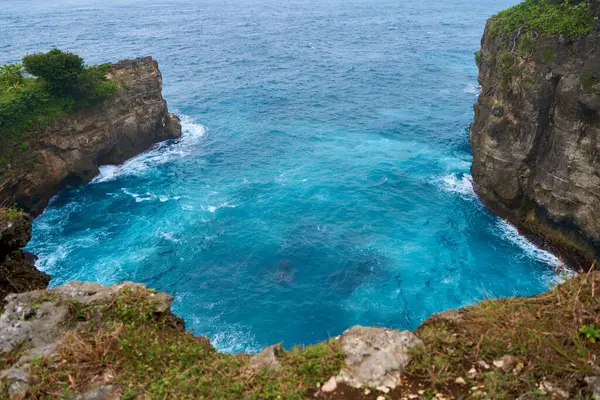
left=0, top=280, right=174, bottom=395
left=74, top=385, right=116, bottom=400
left=321, top=376, right=337, bottom=393
left=492, top=355, right=517, bottom=372
left=335, top=325, right=422, bottom=391
left=585, top=376, right=600, bottom=400
left=246, top=343, right=283, bottom=374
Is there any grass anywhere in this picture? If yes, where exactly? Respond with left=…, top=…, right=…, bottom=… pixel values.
left=0, top=206, right=23, bottom=220
left=3, top=272, right=599, bottom=399
left=21, top=287, right=345, bottom=399
left=489, top=0, right=595, bottom=41
left=403, top=271, right=600, bottom=398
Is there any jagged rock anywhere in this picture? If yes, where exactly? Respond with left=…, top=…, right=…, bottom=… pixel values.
left=470, top=4, right=600, bottom=264
left=0, top=212, right=31, bottom=257
left=0, top=57, right=182, bottom=216
left=585, top=376, right=600, bottom=400
left=0, top=211, right=49, bottom=308
left=246, top=343, right=283, bottom=374
left=334, top=325, right=422, bottom=391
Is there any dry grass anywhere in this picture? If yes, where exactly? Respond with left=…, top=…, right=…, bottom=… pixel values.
left=404, top=270, right=600, bottom=398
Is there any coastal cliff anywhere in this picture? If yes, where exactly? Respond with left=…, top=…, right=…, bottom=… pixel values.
left=470, top=0, right=600, bottom=265
left=0, top=56, right=181, bottom=216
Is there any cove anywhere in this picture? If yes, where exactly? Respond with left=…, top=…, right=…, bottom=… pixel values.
left=2, top=0, right=559, bottom=353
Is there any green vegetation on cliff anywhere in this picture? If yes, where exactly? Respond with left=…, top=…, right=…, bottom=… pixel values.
left=490, top=0, right=595, bottom=40
left=2, top=272, right=598, bottom=399
left=0, top=49, right=119, bottom=162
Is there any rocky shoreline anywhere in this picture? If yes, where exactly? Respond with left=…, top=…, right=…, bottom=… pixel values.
left=0, top=57, right=181, bottom=217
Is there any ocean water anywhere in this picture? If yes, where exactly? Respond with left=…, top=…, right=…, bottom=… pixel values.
left=3, top=0, right=561, bottom=353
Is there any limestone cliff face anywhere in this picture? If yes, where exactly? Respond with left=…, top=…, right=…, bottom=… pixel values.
left=470, top=5, right=600, bottom=265
left=0, top=57, right=181, bottom=216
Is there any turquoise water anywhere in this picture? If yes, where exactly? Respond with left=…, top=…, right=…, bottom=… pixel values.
left=4, top=0, right=562, bottom=353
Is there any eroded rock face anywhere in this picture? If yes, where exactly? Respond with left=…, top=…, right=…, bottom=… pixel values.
left=470, top=6, right=600, bottom=265
left=0, top=212, right=49, bottom=307
left=335, top=325, right=422, bottom=392
left=0, top=57, right=182, bottom=216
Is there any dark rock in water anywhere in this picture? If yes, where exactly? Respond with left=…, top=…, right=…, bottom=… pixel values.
left=470, top=4, right=600, bottom=267
left=0, top=57, right=181, bottom=216
left=0, top=212, right=49, bottom=308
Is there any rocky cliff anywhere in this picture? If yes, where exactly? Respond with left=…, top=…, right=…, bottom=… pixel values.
left=0, top=209, right=48, bottom=309
left=0, top=57, right=181, bottom=216
left=470, top=0, right=600, bottom=266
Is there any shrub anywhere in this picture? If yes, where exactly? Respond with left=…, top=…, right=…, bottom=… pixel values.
left=22, top=49, right=84, bottom=98
left=0, top=49, right=120, bottom=159
left=542, top=48, right=555, bottom=61
left=490, top=0, right=594, bottom=41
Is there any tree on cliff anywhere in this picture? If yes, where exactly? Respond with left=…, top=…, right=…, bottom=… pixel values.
left=22, top=49, right=118, bottom=101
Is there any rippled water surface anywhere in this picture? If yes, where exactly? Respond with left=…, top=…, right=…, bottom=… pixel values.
left=3, top=0, right=561, bottom=352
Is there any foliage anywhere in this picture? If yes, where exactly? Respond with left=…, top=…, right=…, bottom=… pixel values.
left=474, top=51, right=482, bottom=65
left=580, top=324, right=600, bottom=343
left=542, top=47, right=555, bottom=61
left=581, top=72, right=599, bottom=94
left=0, top=50, right=119, bottom=160
left=22, top=287, right=345, bottom=399
left=0, top=206, right=23, bottom=220
left=490, top=0, right=594, bottom=41
left=516, top=31, right=536, bottom=55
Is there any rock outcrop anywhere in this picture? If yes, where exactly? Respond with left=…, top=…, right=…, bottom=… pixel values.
left=0, top=210, right=49, bottom=308
left=0, top=57, right=181, bottom=216
left=470, top=1, right=600, bottom=266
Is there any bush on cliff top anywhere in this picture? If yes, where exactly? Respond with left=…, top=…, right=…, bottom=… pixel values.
left=490, top=0, right=595, bottom=40
left=0, top=49, right=119, bottom=162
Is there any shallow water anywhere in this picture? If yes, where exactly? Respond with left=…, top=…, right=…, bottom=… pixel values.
left=3, top=0, right=562, bottom=353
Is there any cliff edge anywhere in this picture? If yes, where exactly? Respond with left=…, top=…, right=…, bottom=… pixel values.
left=470, top=0, right=600, bottom=266
left=0, top=56, right=181, bottom=216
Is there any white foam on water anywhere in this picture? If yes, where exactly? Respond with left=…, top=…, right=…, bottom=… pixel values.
left=463, top=83, right=481, bottom=95
left=495, top=219, right=562, bottom=267
left=92, top=116, right=206, bottom=184
left=434, top=173, right=476, bottom=199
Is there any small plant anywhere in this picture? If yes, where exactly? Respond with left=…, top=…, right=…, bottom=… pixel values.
left=517, top=31, right=536, bottom=55
left=581, top=72, right=599, bottom=94
left=474, top=51, right=482, bottom=65
left=580, top=324, right=600, bottom=343
left=542, top=48, right=555, bottom=61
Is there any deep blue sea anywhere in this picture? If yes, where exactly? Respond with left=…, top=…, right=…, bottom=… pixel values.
left=3, top=0, right=562, bottom=353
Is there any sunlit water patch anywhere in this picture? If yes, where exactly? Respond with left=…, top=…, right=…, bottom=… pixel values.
left=1, top=0, right=561, bottom=353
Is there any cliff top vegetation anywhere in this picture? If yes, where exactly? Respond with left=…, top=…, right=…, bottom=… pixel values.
left=490, top=0, right=595, bottom=41
left=0, top=49, right=119, bottom=163
left=2, top=271, right=598, bottom=399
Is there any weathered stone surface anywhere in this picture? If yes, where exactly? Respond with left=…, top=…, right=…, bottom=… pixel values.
left=470, top=5, right=600, bottom=265
left=0, top=212, right=31, bottom=257
left=0, top=281, right=174, bottom=396
left=74, top=385, right=117, bottom=400
left=246, top=343, right=283, bottom=374
left=0, top=57, right=182, bottom=216
left=335, top=325, right=422, bottom=391
left=585, top=376, right=600, bottom=400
